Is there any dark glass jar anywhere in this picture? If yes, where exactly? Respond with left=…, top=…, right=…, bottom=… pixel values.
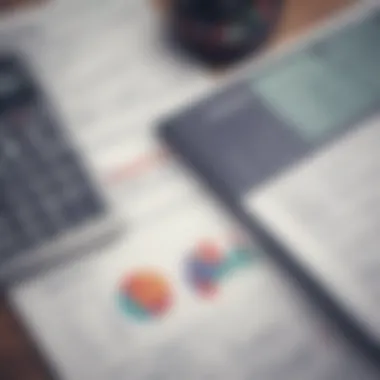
left=169, top=0, right=284, bottom=65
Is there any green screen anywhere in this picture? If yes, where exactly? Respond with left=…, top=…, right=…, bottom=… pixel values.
left=251, top=13, right=380, bottom=143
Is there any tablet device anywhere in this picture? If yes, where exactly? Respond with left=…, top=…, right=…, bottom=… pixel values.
left=161, top=3, right=380, bottom=357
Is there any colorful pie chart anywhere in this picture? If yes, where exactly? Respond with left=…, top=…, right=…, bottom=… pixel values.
left=117, top=270, right=173, bottom=321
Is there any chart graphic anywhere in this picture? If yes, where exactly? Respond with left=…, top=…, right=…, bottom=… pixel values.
left=186, top=240, right=255, bottom=298
left=117, top=270, right=173, bottom=321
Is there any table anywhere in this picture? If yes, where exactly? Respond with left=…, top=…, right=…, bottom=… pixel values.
left=0, top=0, right=353, bottom=378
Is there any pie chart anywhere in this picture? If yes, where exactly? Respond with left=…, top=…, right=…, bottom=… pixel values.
left=117, top=270, right=173, bottom=321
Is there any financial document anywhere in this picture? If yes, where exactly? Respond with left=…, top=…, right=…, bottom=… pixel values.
left=2, top=1, right=379, bottom=379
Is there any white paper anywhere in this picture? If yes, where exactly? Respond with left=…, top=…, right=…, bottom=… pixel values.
left=11, top=175, right=379, bottom=380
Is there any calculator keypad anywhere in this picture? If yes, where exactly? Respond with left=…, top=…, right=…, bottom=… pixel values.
left=0, top=57, right=106, bottom=266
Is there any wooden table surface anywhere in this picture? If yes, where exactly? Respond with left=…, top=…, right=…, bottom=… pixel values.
left=0, top=0, right=353, bottom=379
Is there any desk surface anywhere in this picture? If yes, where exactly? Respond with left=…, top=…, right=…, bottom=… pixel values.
left=0, top=0, right=352, bottom=379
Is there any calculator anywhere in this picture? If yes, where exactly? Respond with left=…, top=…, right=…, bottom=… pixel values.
left=0, top=54, right=119, bottom=285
